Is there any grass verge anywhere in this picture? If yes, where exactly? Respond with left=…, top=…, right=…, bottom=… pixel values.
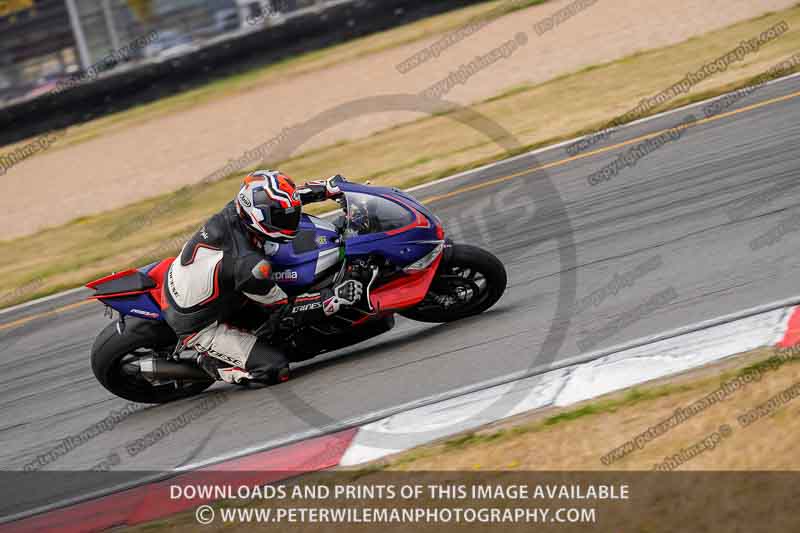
left=2, top=6, right=800, bottom=306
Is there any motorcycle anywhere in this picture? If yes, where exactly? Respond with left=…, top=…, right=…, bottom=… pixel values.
left=87, top=182, right=507, bottom=403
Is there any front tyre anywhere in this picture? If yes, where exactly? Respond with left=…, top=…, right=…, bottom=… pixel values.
left=399, top=244, right=507, bottom=323
left=91, top=318, right=214, bottom=404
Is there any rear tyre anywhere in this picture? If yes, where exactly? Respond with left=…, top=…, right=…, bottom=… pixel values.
left=399, top=244, right=507, bottom=323
left=91, top=318, right=214, bottom=404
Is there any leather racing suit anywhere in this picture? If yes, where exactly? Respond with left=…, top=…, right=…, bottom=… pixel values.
left=163, top=180, right=360, bottom=383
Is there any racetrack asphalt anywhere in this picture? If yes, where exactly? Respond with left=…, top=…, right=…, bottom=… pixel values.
left=2, top=75, right=800, bottom=520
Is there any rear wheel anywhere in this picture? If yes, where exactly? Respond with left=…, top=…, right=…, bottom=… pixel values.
left=91, top=318, right=214, bottom=404
left=399, top=244, right=507, bottom=323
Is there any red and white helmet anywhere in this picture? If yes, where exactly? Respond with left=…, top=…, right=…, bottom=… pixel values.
left=235, top=170, right=302, bottom=241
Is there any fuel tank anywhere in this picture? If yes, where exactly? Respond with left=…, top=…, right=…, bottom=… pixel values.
left=268, top=214, right=342, bottom=294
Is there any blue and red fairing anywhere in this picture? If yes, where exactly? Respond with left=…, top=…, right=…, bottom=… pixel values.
left=86, top=183, right=445, bottom=320
left=335, top=183, right=446, bottom=312
left=86, top=258, right=172, bottom=321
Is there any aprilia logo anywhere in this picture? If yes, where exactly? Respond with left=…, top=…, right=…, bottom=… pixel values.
left=271, top=270, right=298, bottom=281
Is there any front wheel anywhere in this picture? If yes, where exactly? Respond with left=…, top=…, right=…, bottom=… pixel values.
left=399, top=244, right=507, bottom=323
left=91, top=318, right=214, bottom=404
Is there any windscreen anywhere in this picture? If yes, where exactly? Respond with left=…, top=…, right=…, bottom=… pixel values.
left=343, top=192, right=415, bottom=238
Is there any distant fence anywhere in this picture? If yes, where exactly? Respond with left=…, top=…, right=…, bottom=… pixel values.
left=0, top=0, right=329, bottom=107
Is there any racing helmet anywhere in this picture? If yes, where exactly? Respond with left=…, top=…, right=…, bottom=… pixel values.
left=235, top=170, right=302, bottom=241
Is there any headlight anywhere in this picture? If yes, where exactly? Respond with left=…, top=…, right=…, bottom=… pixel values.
left=403, top=242, right=444, bottom=273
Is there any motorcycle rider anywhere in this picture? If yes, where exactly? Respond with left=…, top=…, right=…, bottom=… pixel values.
left=163, top=170, right=363, bottom=385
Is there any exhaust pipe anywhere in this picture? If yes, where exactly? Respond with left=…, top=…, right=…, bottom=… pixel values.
left=122, top=357, right=211, bottom=381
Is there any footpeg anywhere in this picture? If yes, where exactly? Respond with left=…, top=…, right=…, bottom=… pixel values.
left=217, top=367, right=254, bottom=384
left=277, top=366, right=290, bottom=383
left=248, top=365, right=290, bottom=385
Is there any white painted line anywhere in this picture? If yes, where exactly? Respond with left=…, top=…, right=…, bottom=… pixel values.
left=555, top=308, right=789, bottom=405
left=340, top=306, right=792, bottom=465
left=0, top=287, right=86, bottom=316
left=340, top=369, right=567, bottom=464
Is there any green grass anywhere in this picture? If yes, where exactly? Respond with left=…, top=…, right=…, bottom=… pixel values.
left=737, top=346, right=800, bottom=377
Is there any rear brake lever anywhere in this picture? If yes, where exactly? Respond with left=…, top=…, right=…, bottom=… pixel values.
left=365, top=265, right=379, bottom=312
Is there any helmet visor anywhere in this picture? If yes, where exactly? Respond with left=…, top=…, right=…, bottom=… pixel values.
left=269, top=206, right=301, bottom=235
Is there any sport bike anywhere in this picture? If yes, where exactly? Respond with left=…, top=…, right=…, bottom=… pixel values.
left=88, top=182, right=507, bottom=403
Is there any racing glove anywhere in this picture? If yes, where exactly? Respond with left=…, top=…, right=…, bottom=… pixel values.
left=323, top=279, right=364, bottom=316
left=297, top=174, right=347, bottom=204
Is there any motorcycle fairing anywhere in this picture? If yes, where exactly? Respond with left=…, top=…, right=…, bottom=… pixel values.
left=87, top=258, right=173, bottom=321
left=86, top=183, right=444, bottom=322
left=369, top=253, right=443, bottom=311
left=267, top=215, right=342, bottom=295
left=339, top=183, right=443, bottom=271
